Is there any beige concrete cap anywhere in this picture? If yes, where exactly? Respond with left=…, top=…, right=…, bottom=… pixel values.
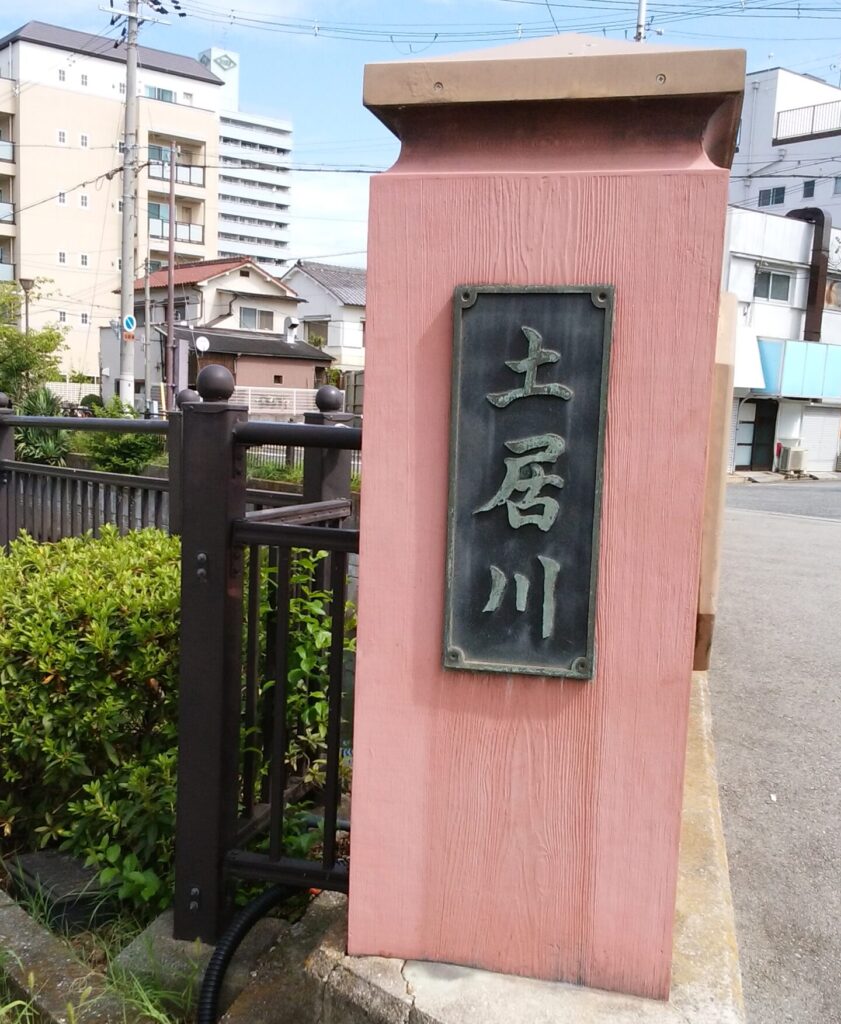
left=364, top=33, right=745, bottom=119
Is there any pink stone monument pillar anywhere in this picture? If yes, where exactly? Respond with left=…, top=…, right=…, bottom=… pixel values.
left=349, top=36, right=744, bottom=1000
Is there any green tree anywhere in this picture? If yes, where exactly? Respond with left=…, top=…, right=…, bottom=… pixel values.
left=0, top=282, right=65, bottom=404
left=82, top=396, right=164, bottom=475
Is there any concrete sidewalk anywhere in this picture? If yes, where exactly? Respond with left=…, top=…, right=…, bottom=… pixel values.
left=727, top=471, right=841, bottom=484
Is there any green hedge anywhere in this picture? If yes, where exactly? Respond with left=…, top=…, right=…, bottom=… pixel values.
left=0, top=527, right=180, bottom=910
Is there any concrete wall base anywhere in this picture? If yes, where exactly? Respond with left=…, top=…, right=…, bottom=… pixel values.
left=223, top=672, right=744, bottom=1024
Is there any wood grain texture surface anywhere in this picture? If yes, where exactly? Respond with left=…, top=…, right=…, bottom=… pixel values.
left=348, top=164, right=728, bottom=999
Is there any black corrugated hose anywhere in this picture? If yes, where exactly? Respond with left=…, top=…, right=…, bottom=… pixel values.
left=197, top=884, right=296, bottom=1024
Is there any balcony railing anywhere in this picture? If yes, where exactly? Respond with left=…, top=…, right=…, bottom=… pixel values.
left=0, top=201, right=14, bottom=224
left=0, top=141, right=13, bottom=162
left=0, top=262, right=14, bottom=282
left=775, top=99, right=841, bottom=141
left=148, top=218, right=204, bottom=244
left=149, top=161, right=205, bottom=188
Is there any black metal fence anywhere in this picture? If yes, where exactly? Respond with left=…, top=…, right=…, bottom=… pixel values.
left=0, top=375, right=361, bottom=945
left=174, top=377, right=360, bottom=942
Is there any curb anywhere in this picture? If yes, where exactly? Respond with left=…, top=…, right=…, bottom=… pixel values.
left=0, top=889, right=153, bottom=1023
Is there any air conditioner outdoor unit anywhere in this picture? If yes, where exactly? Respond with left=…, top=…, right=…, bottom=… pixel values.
left=779, top=444, right=807, bottom=473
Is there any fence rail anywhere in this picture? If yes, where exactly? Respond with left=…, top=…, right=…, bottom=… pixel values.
left=775, top=98, right=841, bottom=140
left=0, top=459, right=304, bottom=543
left=0, top=461, right=169, bottom=540
left=46, top=382, right=101, bottom=405
left=232, top=386, right=343, bottom=419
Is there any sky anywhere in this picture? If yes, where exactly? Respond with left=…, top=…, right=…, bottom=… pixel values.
left=5, top=0, right=841, bottom=268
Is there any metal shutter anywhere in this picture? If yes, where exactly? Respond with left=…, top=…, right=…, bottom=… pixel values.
left=800, top=407, right=841, bottom=472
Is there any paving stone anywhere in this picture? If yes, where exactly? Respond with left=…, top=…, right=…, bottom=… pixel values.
left=114, top=908, right=287, bottom=1014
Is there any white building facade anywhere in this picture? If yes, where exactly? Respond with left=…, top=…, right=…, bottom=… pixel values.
left=732, top=67, right=841, bottom=222
left=198, top=48, right=292, bottom=271
left=725, top=206, right=841, bottom=473
left=281, top=260, right=365, bottom=371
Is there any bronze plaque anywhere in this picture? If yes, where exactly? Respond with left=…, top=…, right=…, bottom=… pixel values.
left=444, top=286, right=613, bottom=680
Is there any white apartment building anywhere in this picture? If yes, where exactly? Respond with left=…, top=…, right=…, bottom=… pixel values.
left=0, top=21, right=225, bottom=378
left=732, top=67, right=841, bottom=218
left=198, top=47, right=292, bottom=271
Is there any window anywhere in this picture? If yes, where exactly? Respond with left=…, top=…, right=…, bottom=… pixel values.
left=58, top=69, right=65, bottom=82
left=118, top=140, right=125, bottom=154
left=57, top=130, right=66, bottom=145
left=148, top=201, right=169, bottom=221
left=80, top=254, right=89, bottom=267
left=239, top=307, right=273, bottom=330
left=57, top=192, right=66, bottom=206
left=754, top=269, right=791, bottom=302
left=81, top=74, right=88, bottom=87
left=183, top=92, right=193, bottom=104
left=239, top=269, right=250, bottom=277
left=81, top=312, right=89, bottom=325
left=758, top=186, right=785, bottom=207
left=119, top=82, right=126, bottom=95
left=803, top=179, right=816, bottom=199
left=144, top=85, right=175, bottom=103
left=58, top=250, right=66, bottom=264
left=58, top=311, right=66, bottom=323
left=118, top=258, right=122, bottom=270
left=80, top=194, right=89, bottom=208
left=80, top=133, right=89, bottom=148
left=834, top=177, right=841, bottom=195
left=118, top=200, right=123, bottom=212
left=273, top=374, right=284, bottom=384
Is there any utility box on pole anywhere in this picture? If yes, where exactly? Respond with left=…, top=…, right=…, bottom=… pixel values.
left=348, top=35, right=744, bottom=1000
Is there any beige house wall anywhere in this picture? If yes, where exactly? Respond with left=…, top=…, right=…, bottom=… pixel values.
left=136, top=98, right=219, bottom=272
left=231, top=355, right=323, bottom=389
left=16, top=84, right=124, bottom=375
left=2, top=43, right=223, bottom=378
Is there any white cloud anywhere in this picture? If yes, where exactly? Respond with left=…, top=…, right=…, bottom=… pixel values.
left=287, top=170, right=370, bottom=267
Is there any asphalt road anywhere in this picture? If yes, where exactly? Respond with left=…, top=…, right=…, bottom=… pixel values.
left=710, top=483, right=841, bottom=1024
left=726, top=480, right=841, bottom=520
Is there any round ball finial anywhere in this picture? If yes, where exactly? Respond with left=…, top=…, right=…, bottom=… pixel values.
left=0, top=392, right=11, bottom=410
left=175, top=388, right=201, bottom=408
left=315, top=384, right=343, bottom=413
left=196, top=364, right=235, bottom=402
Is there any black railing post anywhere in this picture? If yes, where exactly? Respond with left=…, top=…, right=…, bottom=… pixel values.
left=167, top=388, right=200, bottom=536
left=173, top=367, right=248, bottom=943
left=303, top=386, right=354, bottom=504
left=0, top=393, right=13, bottom=550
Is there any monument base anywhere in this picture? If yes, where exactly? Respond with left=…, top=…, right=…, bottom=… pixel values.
left=222, top=673, right=744, bottom=1024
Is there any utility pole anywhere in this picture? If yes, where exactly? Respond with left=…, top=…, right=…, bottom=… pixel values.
left=118, top=0, right=139, bottom=408
left=166, top=140, right=177, bottom=410
left=144, top=256, right=153, bottom=412
left=634, top=0, right=647, bottom=41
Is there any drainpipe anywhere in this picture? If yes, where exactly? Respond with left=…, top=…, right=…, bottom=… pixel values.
left=786, top=206, right=831, bottom=342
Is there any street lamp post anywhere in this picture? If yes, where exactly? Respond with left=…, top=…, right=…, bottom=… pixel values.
left=18, top=277, right=34, bottom=334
